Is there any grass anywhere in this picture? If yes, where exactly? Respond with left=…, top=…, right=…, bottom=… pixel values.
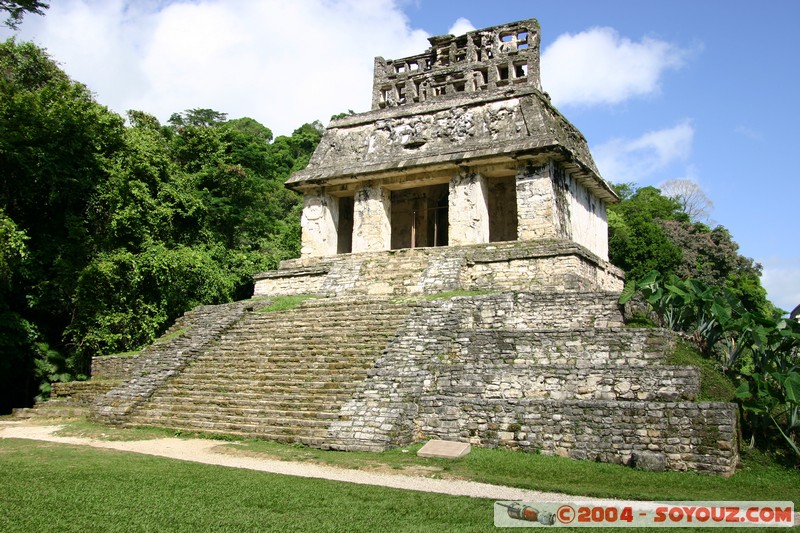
left=667, top=339, right=737, bottom=402
left=155, top=327, right=188, bottom=344
left=52, top=420, right=800, bottom=505
left=256, top=294, right=317, bottom=313
left=0, top=439, right=495, bottom=533
left=6, top=438, right=788, bottom=533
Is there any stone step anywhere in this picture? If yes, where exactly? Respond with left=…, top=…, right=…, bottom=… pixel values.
left=12, top=402, right=89, bottom=420
left=125, top=414, right=333, bottom=440
left=209, top=343, right=389, bottom=353
left=141, top=395, right=347, bottom=412
left=192, top=354, right=380, bottom=366
left=149, top=389, right=354, bottom=405
left=168, top=372, right=370, bottom=385
left=130, top=407, right=337, bottom=426
left=51, top=380, right=120, bottom=404
left=160, top=380, right=366, bottom=394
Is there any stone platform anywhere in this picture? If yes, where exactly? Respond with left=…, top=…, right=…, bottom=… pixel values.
left=254, top=240, right=624, bottom=298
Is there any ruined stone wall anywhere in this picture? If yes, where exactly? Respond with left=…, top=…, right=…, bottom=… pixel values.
left=289, top=89, right=606, bottom=191
left=563, top=171, right=609, bottom=260
left=515, top=161, right=563, bottom=242
left=252, top=267, right=327, bottom=298
left=253, top=241, right=624, bottom=297
left=417, top=397, right=738, bottom=474
left=371, top=19, right=541, bottom=110
left=91, top=354, right=142, bottom=381
left=325, top=294, right=739, bottom=474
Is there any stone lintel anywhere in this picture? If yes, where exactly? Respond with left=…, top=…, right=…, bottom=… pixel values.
left=289, top=146, right=618, bottom=205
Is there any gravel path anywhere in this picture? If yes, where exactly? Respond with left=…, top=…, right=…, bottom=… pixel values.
left=2, top=421, right=797, bottom=526
left=0, top=421, right=626, bottom=504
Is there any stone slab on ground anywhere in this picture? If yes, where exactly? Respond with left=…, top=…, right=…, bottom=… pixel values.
left=417, top=439, right=471, bottom=459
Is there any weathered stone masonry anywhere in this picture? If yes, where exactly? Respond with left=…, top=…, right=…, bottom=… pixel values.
left=325, top=294, right=737, bottom=475
left=19, top=18, right=739, bottom=477
left=286, top=18, right=616, bottom=267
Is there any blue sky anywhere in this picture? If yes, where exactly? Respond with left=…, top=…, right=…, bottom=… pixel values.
left=3, top=0, right=798, bottom=311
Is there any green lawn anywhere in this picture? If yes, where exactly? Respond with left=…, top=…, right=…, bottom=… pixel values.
left=224, top=439, right=800, bottom=505
left=54, top=420, right=800, bottom=504
left=2, top=434, right=796, bottom=532
left=0, top=439, right=493, bottom=533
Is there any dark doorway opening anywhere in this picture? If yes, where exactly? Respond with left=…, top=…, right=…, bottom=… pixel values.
left=390, top=183, right=449, bottom=249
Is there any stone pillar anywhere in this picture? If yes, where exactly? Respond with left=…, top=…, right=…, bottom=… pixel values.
left=352, top=183, right=391, bottom=253
left=300, top=190, right=339, bottom=257
left=448, top=169, right=489, bottom=246
left=516, top=161, right=569, bottom=241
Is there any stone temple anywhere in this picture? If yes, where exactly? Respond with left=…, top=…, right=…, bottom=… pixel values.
left=22, top=19, right=739, bottom=475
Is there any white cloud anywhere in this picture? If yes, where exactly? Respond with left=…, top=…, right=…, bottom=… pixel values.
left=734, top=125, right=764, bottom=142
left=593, top=121, right=694, bottom=183
left=760, top=258, right=800, bottom=315
left=541, top=27, right=688, bottom=106
left=4, top=0, right=430, bottom=136
left=447, top=17, right=475, bottom=36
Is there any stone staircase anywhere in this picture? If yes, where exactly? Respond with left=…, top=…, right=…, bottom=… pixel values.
left=124, top=297, right=412, bottom=444
left=12, top=381, right=119, bottom=420
left=12, top=280, right=736, bottom=474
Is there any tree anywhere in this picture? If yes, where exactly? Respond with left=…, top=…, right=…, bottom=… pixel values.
left=608, top=182, right=773, bottom=315
left=607, top=185, right=685, bottom=282
left=660, top=178, right=714, bottom=223
left=0, top=39, right=125, bottom=393
left=1, top=0, right=47, bottom=29
left=0, top=39, right=325, bottom=411
left=168, top=108, right=228, bottom=128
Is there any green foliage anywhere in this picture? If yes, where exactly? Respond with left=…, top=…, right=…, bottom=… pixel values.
left=0, top=39, right=322, bottom=411
left=1, top=0, right=47, bottom=29
left=608, top=183, right=773, bottom=316
left=622, top=271, right=800, bottom=461
left=0, top=208, right=27, bottom=287
left=168, top=108, right=228, bottom=128
left=608, top=186, right=684, bottom=282
left=667, top=340, right=737, bottom=402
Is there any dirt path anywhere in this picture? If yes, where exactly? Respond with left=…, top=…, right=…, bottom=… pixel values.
left=2, top=421, right=797, bottom=526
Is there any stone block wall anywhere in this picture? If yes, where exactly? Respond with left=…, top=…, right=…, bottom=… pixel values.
left=91, top=354, right=142, bottom=381
left=253, top=240, right=624, bottom=297
left=417, top=397, right=738, bottom=475
left=454, top=328, right=674, bottom=367
left=325, top=292, right=739, bottom=475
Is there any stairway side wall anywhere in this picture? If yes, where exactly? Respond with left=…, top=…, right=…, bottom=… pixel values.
left=91, top=300, right=258, bottom=425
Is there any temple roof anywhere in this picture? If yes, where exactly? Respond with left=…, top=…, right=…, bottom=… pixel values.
left=286, top=19, right=617, bottom=204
